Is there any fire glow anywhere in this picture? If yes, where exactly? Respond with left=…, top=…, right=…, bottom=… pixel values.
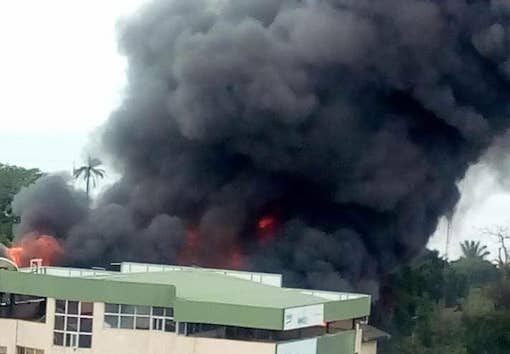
left=5, top=234, right=63, bottom=267
left=258, top=216, right=276, bottom=231
left=178, top=229, right=245, bottom=269
left=257, top=215, right=278, bottom=245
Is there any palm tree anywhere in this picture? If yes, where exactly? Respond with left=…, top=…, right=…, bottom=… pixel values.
left=460, top=240, right=490, bottom=260
left=73, top=157, right=105, bottom=199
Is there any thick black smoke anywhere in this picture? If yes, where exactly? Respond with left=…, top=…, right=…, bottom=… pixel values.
left=11, top=0, right=510, bottom=294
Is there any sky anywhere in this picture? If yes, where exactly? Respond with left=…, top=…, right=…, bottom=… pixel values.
left=0, top=1, right=146, bottom=171
left=0, top=0, right=508, bottom=261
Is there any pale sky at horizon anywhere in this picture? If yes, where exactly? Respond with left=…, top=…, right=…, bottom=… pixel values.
left=0, top=0, right=508, bottom=261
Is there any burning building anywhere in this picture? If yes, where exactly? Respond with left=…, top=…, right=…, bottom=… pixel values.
left=1, top=0, right=510, bottom=325
left=0, top=259, right=388, bottom=354
left=3, top=0, right=510, bottom=352
left=8, top=0, right=510, bottom=297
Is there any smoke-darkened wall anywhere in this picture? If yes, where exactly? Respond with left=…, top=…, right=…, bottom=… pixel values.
left=11, top=0, right=510, bottom=294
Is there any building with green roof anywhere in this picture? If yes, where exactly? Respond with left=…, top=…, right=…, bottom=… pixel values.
left=0, top=258, right=386, bottom=354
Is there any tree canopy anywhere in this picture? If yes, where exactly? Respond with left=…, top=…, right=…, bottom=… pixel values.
left=73, top=157, right=105, bottom=198
left=0, top=163, right=42, bottom=245
left=460, top=240, right=490, bottom=260
left=376, top=242, right=509, bottom=354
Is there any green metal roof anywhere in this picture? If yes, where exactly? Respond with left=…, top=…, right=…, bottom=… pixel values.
left=100, top=270, right=325, bottom=309
left=0, top=270, right=175, bottom=307
left=0, top=265, right=371, bottom=330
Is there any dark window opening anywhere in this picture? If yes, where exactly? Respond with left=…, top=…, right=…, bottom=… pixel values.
left=178, top=322, right=328, bottom=342
left=0, top=292, right=46, bottom=323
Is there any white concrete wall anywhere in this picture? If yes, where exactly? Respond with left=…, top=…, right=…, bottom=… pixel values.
left=120, top=262, right=283, bottom=287
left=0, top=299, right=276, bottom=354
left=359, top=341, right=377, bottom=354
left=0, top=303, right=53, bottom=354
left=0, top=319, right=17, bottom=354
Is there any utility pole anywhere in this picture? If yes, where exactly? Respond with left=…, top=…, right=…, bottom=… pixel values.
left=442, top=214, right=453, bottom=306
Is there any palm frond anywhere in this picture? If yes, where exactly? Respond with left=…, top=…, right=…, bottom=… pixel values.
left=91, top=169, right=105, bottom=178
left=73, top=166, right=88, bottom=178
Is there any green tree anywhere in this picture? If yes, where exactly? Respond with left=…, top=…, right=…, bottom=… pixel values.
left=460, top=241, right=490, bottom=260
left=73, top=157, right=105, bottom=199
left=377, top=246, right=510, bottom=354
left=452, top=241, right=499, bottom=289
left=0, top=163, right=42, bottom=244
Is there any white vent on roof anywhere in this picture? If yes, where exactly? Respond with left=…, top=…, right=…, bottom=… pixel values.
left=30, top=259, right=43, bottom=273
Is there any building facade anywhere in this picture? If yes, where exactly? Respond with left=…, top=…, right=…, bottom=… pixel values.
left=0, top=259, right=386, bottom=354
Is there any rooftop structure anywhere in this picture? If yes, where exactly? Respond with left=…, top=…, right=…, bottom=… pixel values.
left=0, top=259, right=386, bottom=354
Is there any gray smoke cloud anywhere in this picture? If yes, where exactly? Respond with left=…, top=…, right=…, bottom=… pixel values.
left=11, top=0, right=510, bottom=294
left=12, top=175, right=88, bottom=238
left=484, top=129, right=510, bottom=189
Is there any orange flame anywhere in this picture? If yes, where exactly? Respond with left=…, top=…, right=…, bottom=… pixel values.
left=5, top=234, right=63, bottom=267
left=6, top=247, right=23, bottom=266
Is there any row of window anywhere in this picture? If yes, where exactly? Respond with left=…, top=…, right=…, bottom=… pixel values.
left=52, top=300, right=177, bottom=350
left=17, top=346, right=43, bottom=354
left=104, top=304, right=175, bottom=332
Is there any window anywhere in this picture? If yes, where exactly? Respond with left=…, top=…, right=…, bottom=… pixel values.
left=0, top=294, right=47, bottom=323
left=104, top=304, right=175, bottom=332
left=16, top=347, right=44, bottom=354
left=151, top=307, right=176, bottom=332
left=0, top=346, right=6, bottom=354
left=54, top=300, right=93, bottom=348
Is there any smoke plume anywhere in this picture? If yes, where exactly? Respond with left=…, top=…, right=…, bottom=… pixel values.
left=11, top=0, right=510, bottom=294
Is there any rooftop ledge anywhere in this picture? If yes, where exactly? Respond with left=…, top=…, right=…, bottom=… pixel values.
left=2, top=261, right=371, bottom=331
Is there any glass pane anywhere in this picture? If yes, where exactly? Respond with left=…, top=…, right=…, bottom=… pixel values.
left=26, top=349, right=34, bottom=354
left=53, top=332, right=64, bottom=346
left=66, top=316, right=78, bottom=331
left=120, top=316, right=134, bottom=329
left=120, top=305, right=135, bottom=314
left=16, top=348, right=23, bottom=354
left=79, top=335, right=92, bottom=348
left=152, top=307, right=164, bottom=316
left=104, top=315, right=118, bottom=328
left=177, top=322, right=186, bottom=335
left=81, top=302, right=93, bottom=316
left=36, top=351, right=44, bottom=354
left=187, top=323, right=198, bottom=335
left=67, top=301, right=79, bottom=315
left=165, top=320, right=176, bottom=333
left=65, top=333, right=77, bottom=347
left=54, top=315, right=65, bottom=330
left=55, top=300, right=66, bottom=314
left=135, top=306, right=150, bottom=316
left=135, top=316, right=150, bottom=330
left=105, top=303, right=119, bottom=314
left=152, top=318, right=163, bottom=331
left=80, top=318, right=93, bottom=333
left=165, top=307, right=174, bottom=317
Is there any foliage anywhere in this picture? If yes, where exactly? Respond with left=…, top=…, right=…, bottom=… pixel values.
left=73, top=157, right=105, bottom=198
left=463, top=311, right=510, bottom=354
left=0, top=163, right=42, bottom=244
left=451, top=257, right=500, bottom=289
left=377, top=244, right=509, bottom=354
left=460, top=240, right=490, bottom=260
left=487, top=279, right=510, bottom=310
